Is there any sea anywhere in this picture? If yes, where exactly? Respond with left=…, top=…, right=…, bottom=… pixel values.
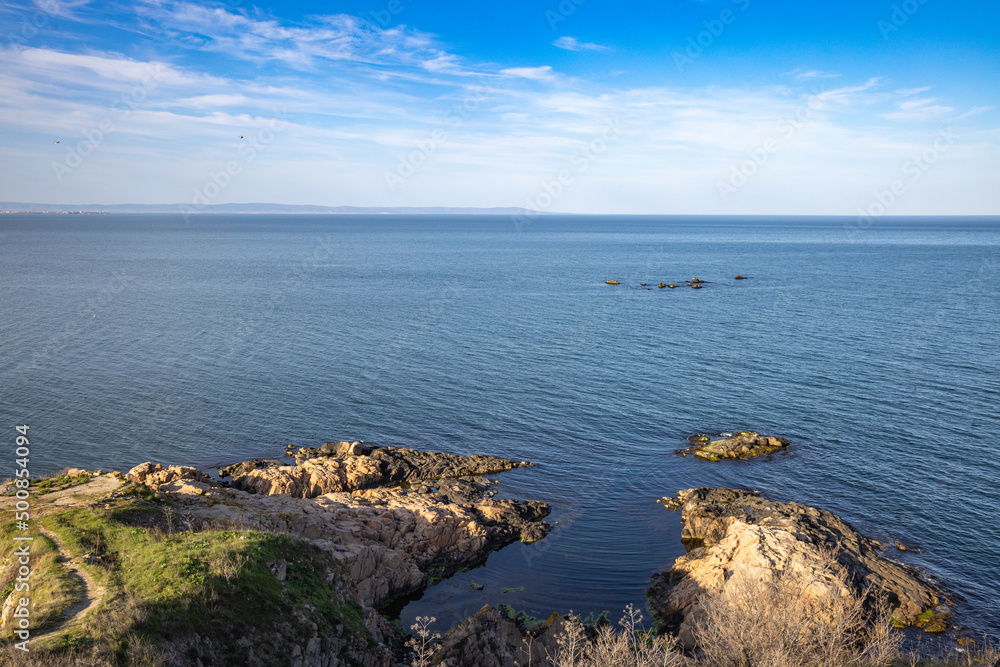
left=1, top=214, right=997, bottom=638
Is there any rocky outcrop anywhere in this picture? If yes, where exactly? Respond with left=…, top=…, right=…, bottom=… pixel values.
left=677, top=431, right=789, bottom=461
left=126, top=448, right=549, bottom=609
left=648, top=488, right=947, bottom=647
left=430, top=605, right=590, bottom=667
left=125, top=461, right=212, bottom=486
left=217, top=446, right=527, bottom=499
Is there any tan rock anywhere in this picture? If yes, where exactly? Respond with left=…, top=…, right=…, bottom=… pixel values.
left=126, top=462, right=211, bottom=488
left=649, top=488, right=943, bottom=638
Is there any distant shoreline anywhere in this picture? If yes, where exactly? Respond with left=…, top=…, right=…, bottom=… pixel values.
left=0, top=203, right=552, bottom=215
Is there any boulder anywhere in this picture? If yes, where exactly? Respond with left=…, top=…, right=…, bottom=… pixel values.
left=605, top=280, right=620, bottom=285
left=648, top=488, right=945, bottom=642
left=126, top=462, right=211, bottom=488
left=658, top=282, right=667, bottom=288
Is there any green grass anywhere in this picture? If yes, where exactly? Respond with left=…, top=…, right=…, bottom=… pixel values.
left=0, top=521, right=82, bottom=633
left=33, top=474, right=93, bottom=495
left=1, top=498, right=375, bottom=664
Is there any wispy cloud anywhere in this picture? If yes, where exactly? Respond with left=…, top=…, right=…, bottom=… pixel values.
left=553, top=36, right=609, bottom=52
left=809, top=77, right=880, bottom=109
left=787, top=68, right=841, bottom=81
left=500, top=66, right=557, bottom=82
left=883, top=96, right=954, bottom=120
left=132, top=0, right=462, bottom=75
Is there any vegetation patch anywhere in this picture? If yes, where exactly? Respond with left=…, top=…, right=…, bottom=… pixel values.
left=0, top=521, right=82, bottom=633
left=1, top=500, right=373, bottom=665
left=33, top=474, right=93, bottom=496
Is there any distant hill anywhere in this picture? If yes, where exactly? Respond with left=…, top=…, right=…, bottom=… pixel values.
left=0, top=202, right=550, bottom=215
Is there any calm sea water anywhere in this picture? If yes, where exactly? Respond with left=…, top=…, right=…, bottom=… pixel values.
left=1, top=214, right=998, bottom=637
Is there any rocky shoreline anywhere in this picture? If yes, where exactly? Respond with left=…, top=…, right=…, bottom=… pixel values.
left=0, top=440, right=958, bottom=666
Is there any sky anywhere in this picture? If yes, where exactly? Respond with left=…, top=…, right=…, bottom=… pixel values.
left=0, top=0, right=998, bottom=214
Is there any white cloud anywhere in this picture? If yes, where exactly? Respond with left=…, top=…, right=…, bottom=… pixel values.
left=787, top=69, right=840, bottom=81
left=809, top=77, right=881, bottom=110
left=499, top=66, right=556, bottom=82
left=133, top=0, right=464, bottom=74
left=883, top=97, right=954, bottom=120
left=553, top=36, right=608, bottom=52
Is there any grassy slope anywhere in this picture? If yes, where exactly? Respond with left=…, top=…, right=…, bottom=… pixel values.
left=0, top=481, right=374, bottom=665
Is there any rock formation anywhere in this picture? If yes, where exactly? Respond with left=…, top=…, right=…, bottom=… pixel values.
left=218, top=445, right=527, bottom=499
left=648, top=488, right=948, bottom=649
left=677, top=431, right=789, bottom=461
left=127, top=447, right=549, bottom=609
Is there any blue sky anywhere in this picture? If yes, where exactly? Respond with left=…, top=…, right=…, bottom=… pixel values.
left=1, top=0, right=997, bottom=213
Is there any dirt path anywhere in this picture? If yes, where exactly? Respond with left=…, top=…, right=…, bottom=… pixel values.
left=33, top=527, right=108, bottom=640
left=1, top=475, right=120, bottom=641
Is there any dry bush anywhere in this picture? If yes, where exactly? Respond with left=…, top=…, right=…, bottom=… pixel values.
left=548, top=605, right=682, bottom=667
left=406, top=615, right=441, bottom=667
left=687, top=556, right=903, bottom=667
left=209, top=550, right=247, bottom=582
left=900, top=635, right=1000, bottom=667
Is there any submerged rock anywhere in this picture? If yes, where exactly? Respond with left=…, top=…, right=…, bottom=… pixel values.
left=648, top=487, right=945, bottom=644
left=678, top=431, right=789, bottom=461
